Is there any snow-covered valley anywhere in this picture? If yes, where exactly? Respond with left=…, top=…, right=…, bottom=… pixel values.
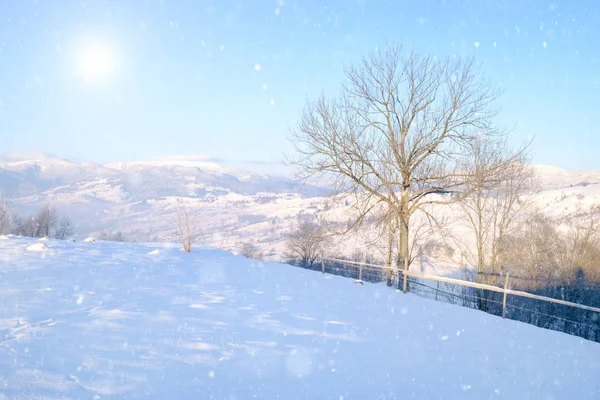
left=1, top=152, right=599, bottom=262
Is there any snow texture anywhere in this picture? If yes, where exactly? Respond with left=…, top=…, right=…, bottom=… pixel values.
left=0, top=237, right=598, bottom=399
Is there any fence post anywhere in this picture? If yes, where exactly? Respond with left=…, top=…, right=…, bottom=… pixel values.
left=321, top=256, right=325, bottom=274
left=502, top=271, right=510, bottom=319
left=359, top=262, right=363, bottom=281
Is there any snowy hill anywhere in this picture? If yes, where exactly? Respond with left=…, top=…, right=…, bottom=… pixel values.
left=535, top=164, right=600, bottom=191
left=0, top=236, right=597, bottom=399
left=1, top=153, right=599, bottom=260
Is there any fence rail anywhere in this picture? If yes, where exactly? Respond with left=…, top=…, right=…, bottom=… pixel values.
left=321, top=256, right=600, bottom=315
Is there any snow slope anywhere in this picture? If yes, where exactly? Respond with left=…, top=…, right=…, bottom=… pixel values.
left=0, top=237, right=598, bottom=399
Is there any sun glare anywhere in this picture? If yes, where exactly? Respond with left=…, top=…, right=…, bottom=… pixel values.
left=76, top=42, right=116, bottom=83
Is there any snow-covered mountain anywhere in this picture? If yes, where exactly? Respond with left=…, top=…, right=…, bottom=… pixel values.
left=1, top=153, right=599, bottom=260
left=0, top=153, right=320, bottom=199
left=0, top=152, right=118, bottom=197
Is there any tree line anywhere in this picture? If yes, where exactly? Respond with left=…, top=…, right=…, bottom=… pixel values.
left=0, top=202, right=74, bottom=240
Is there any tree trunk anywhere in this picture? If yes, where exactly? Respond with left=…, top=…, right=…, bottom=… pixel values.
left=386, top=218, right=393, bottom=286
left=396, top=209, right=409, bottom=291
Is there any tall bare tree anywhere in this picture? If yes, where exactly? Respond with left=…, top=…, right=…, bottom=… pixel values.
left=288, top=44, right=505, bottom=283
left=35, top=204, right=58, bottom=238
left=455, top=137, right=535, bottom=310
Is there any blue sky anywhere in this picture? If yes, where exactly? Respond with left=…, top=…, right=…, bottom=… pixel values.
left=0, top=0, right=598, bottom=172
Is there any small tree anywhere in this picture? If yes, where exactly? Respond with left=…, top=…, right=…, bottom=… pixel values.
left=54, top=216, right=74, bottom=240
left=239, top=242, right=261, bottom=259
left=112, top=231, right=126, bottom=242
left=175, top=205, right=200, bottom=252
left=20, top=216, right=37, bottom=237
left=285, top=222, right=329, bottom=269
left=0, top=198, right=7, bottom=235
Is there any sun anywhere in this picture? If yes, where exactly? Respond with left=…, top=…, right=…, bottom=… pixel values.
left=76, top=42, right=116, bottom=83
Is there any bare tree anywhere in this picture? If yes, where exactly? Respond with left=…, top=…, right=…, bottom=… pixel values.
left=54, top=216, right=74, bottom=240
left=14, top=214, right=37, bottom=238
left=561, top=206, right=600, bottom=283
left=112, top=231, right=126, bottom=242
left=285, top=222, right=329, bottom=268
left=504, top=206, right=600, bottom=287
left=99, top=231, right=126, bottom=242
left=503, top=212, right=562, bottom=284
left=501, top=208, right=600, bottom=340
left=288, top=44, right=505, bottom=285
left=238, top=242, right=262, bottom=259
left=0, top=195, right=7, bottom=235
left=10, top=211, right=24, bottom=236
left=175, top=205, right=200, bottom=252
left=35, top=204, right=58, bottom=238
left=455, top=137, right=535, bottom=311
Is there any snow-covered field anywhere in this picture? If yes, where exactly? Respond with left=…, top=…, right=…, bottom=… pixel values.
left=0, top=237, right=598, bottom=399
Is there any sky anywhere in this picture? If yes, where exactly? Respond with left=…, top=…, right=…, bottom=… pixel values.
left=0, top=0, right=598, bottom=172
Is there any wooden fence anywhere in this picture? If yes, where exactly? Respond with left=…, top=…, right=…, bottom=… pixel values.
left=320, top=257, right=600, bottom=318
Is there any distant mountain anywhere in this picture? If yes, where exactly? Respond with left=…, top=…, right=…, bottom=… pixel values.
left=0, top=153, right=322, bottom=199
left=0, top=154, right=117, bottom=197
